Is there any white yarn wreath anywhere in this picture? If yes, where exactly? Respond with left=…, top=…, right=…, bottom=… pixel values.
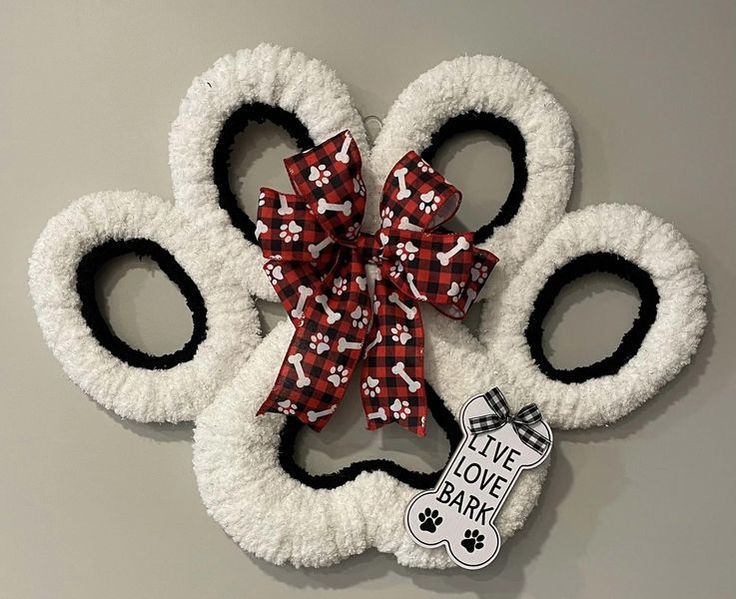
left=29, top=190, right=260, bottom=422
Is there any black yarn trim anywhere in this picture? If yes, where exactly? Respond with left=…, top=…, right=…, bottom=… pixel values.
left=278, top=385, right=462, bottom=490
left=76, top=238, right=207, bottom=370
left=422, top=111, right=528, bottom=246
left=525, top=252, right=659, bottom=383
left=212, top=102, right=314, bottom=244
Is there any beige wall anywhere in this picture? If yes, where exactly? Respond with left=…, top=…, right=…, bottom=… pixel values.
left=2, top=1, right=734, bottom=597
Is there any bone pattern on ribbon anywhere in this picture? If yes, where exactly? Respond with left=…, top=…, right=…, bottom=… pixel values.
left=256, top=131, right=497, bottom=435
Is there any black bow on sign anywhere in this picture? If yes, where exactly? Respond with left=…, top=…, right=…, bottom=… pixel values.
left=467, top=388, right=551, bottom=455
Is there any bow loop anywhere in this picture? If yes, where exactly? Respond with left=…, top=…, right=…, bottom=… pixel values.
left=257, top=189, right=334, bottom=264
left=380, top=230, right=491, bottom=319
left=515, top=403, right=543, bottom=426
left=381, top=151, right=462, bottom=232
left=378, top=150, right=497, bottom=319
left=284, top=131, right=366, bottom=244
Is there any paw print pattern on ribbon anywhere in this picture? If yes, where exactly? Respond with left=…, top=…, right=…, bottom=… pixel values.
left=332, top=277, right=347, bottom=296
left=264, top=261, right=283, bottom=284
left=279, top=221, right=302, bottom=242
left=362, top=377, right=381, bottom=398
left=447, top=281, right=466, bottom=303
left=390, top=398, right=412, bottom=420
left=396, top=241, right=418, bottom=262
left=391, top=323, right=412, bottom=345
left=381, top=206, right=394, bottom=228
left=308, top=164, right=331, bottom=187
left=470, top=261, right=490, bottom=285
left=350, top=306, right=370, bottom=329
left=309, top=332, right=330, bottom=355
left=346, top=222, right=361, bottom=240
left=389, top=261, right=404, bottom=278
left=276, top=400, right=297, bottom=415
left=417, top=159, right=434, bottom=174
left=418, top=190, right=440, bottom=214
left=327, top=364, right=349, bottom=388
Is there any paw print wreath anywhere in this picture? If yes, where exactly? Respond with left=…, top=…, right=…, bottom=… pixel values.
left=29, top=44, right=707, bottom=569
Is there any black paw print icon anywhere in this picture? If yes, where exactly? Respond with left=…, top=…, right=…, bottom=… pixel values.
left=461, top=529, right=485, bottom=553
left=417, top=508, right=443, bottom=533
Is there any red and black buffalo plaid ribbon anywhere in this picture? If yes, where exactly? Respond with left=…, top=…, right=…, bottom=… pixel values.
left=256, top=130, right=498, bottom=436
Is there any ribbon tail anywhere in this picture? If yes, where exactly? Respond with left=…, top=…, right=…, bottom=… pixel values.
left=256, top=325, right=351, bottom=431
left=513, top=422, right=551, bottom=455
left=257, top=251, right=368, bottom=431
left=359, top=280, right=393, bottom=433
left=361, top=278, right=428, bottom=436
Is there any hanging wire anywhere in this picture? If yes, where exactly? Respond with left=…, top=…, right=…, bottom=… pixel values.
left=362, top=114, right=384, bottom=144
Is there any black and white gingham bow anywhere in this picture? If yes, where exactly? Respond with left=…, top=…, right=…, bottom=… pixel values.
left=468, top=388, right=551, bottom=454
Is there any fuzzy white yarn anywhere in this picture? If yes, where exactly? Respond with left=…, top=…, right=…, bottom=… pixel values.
left=487, top=203, right=708, bottom=428
left=28, top=191, right=260, bottom=422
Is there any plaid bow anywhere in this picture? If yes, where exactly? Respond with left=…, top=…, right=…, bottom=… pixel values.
left=256, top=130, right=497, bottom=436
left=468, top=388, right=551, bottom=454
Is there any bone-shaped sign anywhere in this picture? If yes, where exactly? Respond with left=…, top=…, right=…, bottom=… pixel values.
left=405, top=393, right=552, bottom=569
